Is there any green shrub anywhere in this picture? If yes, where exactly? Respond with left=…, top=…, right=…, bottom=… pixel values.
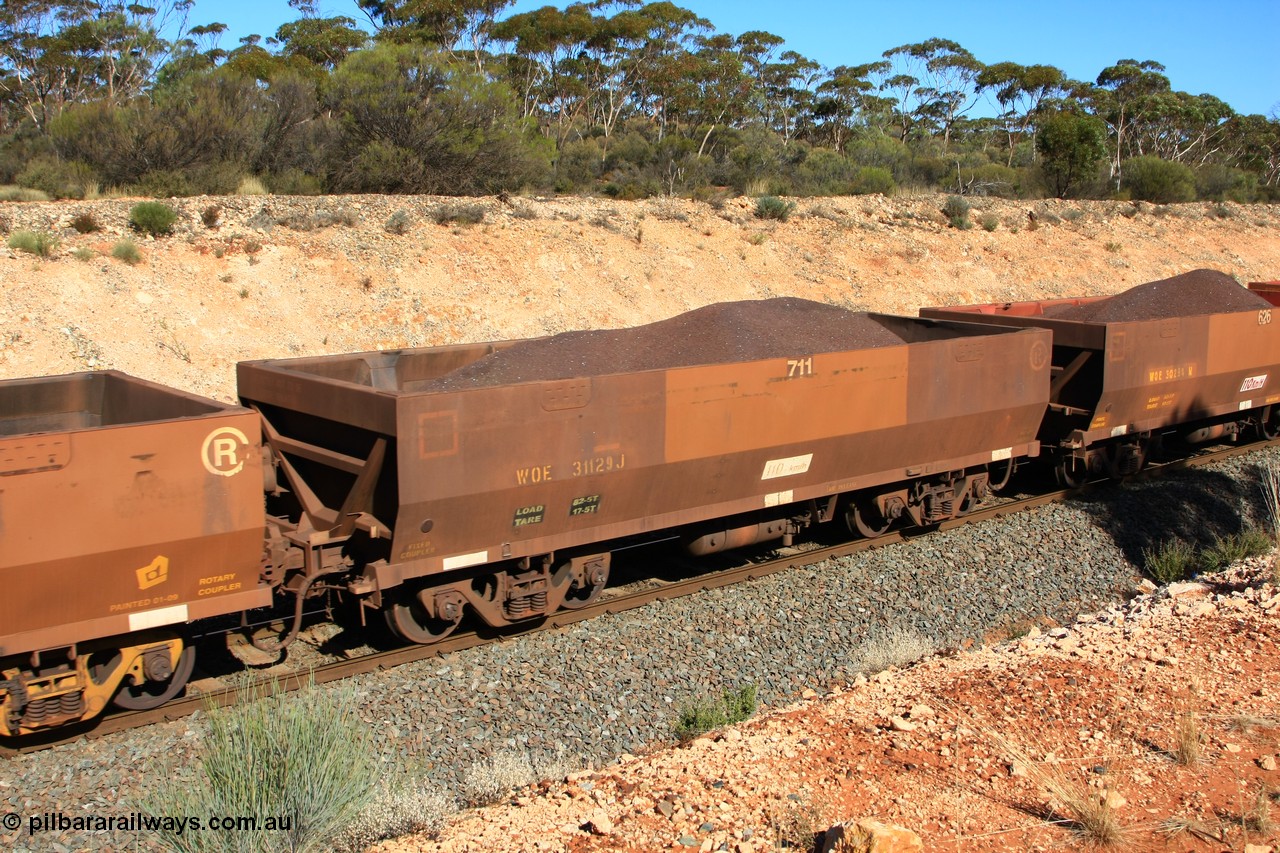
left=1196, top=164, right=1257, bottom=203
left=850, top=166, right=896, bottom=196
left=429, top=202, right=485, bottom=225
left=1142, top=538, right=1197, bottom=583
left=16, top=156, right=96, bottom=198
left=70, top=211, right=100, bottom=233
left=981, top=213, right=999, bottom=232
left=384, top=208, right=412, bottom=235
left=601, top=180, right=656, bottom=200
left=129, top=201, right=178, bottom=236
left=8, top=230, right=59, bottom=257
left=111, top=238, right=141, bottom=265
left=1122, top=156, right=1196, bottom=204
left=673, top=684, right=757, bottom=742
left=943, top=195, right=971, bottom=229
left=133, top=169, right=196, bottom=198
left=140, top=678, right=379, bottom=853
left=755, top=195, right=794, bottom=221
left=0, top=184, right=50, bottom=202
left=269, top=169, right=323, bottom=196
left=72, top=246, right=95, bottom=261
left=1201, top=528, right=1273, bottom=572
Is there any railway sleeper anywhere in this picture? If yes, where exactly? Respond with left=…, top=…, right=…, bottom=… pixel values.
left=0, top=633, right=187, bottom=737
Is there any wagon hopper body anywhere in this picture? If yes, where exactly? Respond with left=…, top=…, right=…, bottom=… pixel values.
left=922, top=270, right=1280, bottom=483
left=0, top=371, right=271, bottom=735
left=239, top=301, right=1050, bottom=641
left=1250, top=282, right=1280, bottom=307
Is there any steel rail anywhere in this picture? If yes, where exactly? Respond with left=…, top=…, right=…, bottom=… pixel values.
left=4, top=436, right=1276, bottom=756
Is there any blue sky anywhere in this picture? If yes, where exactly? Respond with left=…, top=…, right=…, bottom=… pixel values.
left=199, top=0, right=1280, bottom=117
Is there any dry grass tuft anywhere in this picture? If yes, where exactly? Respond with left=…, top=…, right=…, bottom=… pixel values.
left=1172, top=710, right=1203, bottom=766
left=1158, top=815, right=1226, bottom=843
left=983, top=727, right=1129, bottom=846
left=1246, top=783, right=1274, bottom=835
left=766, top=794, right=821, bottom=850
left=461, top=748, right=536, bottom=807
left=1170, top=685, right=1205, bottom=767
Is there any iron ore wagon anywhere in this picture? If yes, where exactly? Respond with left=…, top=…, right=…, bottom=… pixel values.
left=921, top=270, right=1280, bottom=484
left=236, top=299, right=1051, bottom=644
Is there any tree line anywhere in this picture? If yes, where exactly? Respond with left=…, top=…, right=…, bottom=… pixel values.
left=2, top=0, right=1277, bottom=203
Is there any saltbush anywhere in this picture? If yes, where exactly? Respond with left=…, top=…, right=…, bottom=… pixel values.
left=1142, top=538, right=1197, bottom=583
left=129, top=201, right=178, bottom=236
left=754, top=195, right=794, bottom=221
left=111, top=239, right=142, bottom=265
left=141, top=679, right=379, bottom=853
left=8, top=230, right=59, bottom=257
left=943, top=195, right=971, bottom=229
left=384, top=208, right=412, bottom=235
left=673, top=684, right=757, bottom=742
left=429, top=202, right=485, bottom=225
left=1121, top=156, right=1196, bottom=204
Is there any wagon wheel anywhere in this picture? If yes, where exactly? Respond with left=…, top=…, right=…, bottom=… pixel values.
left=847, top=499, right=892, bottom=539
left=112, top=645, right=196, bottom=711
left=385, top=589, right=463, bottom=644
left=1055, top=455, right=1088, bottom=489
left=559, top=561, right=610, bottom=611
left=1103, top=441, right=1147, bottom=481
left=955, top=483, right=985, bottom=517
left=1260, top=407, right=1280, bottom=441
left=988, top=457, right=1016, bottom=494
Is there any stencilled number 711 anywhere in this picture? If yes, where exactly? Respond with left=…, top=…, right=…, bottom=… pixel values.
left=786, top=357, right=813, bottom=378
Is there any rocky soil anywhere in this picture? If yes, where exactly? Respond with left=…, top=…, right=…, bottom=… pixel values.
left=389, top=555, right=1280, bottom=853
left=2, top=192, right=1280, bottom=853
left=2, top=193, right=1279, bottom=399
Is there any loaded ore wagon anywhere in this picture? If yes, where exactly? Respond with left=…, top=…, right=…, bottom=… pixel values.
left=0, top=371, right=271, bottom=735
left=238, top=298, right=1051, bottom=642
left=922, top=270, right=1280, bottom=485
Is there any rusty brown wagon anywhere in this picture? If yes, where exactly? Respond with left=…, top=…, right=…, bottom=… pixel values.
left=238, top=300, right=1051, bottom=644
left=922, top=271, right=1280, bottom=485
left=0, top=371, right=271, bottom=736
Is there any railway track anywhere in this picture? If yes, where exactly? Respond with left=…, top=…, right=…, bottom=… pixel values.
left=5, top=436, right=1277, bottom=756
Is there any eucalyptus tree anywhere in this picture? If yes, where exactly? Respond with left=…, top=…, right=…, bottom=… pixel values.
left=613, top=1, right=710, bottom=139
left=760, top=49, right=821, bottom=145
left=0, top=1, right=198, bottom=129
left=1132, top=90, right=1234, bottom=166
left=811, top=61, right=890, bottom=152
left=881, top=38, right=983, bottom=148
left=271, top=0, right=367, bottom=72
left=977, top=61, right=1067, bottom=164
left=357, top=0, right=514, bottom=68
left=490, top=3, right=598, bottom=148
left=1093, top=58, right=1170, bottom=188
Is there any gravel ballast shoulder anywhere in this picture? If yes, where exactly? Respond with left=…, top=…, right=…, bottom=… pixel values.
left=2, top=447, right=1277, bottom=852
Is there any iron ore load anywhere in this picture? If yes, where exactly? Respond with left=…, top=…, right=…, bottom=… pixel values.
left=922, top=270, right=1280, bottom=484
left=1, top=273, right=1276, bottom=738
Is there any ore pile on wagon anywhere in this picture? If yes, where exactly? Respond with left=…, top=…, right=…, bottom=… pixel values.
left=923, top=270, right=1280, bottom=485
